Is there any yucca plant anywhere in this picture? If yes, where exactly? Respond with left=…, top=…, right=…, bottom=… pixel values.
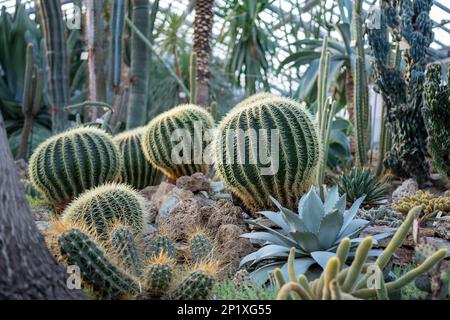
left=240, top=186, right=390, bottom=284
left=338, top=168, right=389, bottom=207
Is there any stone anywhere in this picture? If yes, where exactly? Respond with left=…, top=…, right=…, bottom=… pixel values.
left=444, top=190, right=450, bottom=198
left=198, top=200, right=248, bottom=234
left=435, top=216, right=450, bottom=240
left=176, top=173, right=211, bottom=193
left=209, top=180, right=232, bottom=201
left=156, top=187, right=196, bottom=222
left=147, top=201, right=159, bottom=224
left=422, top=237, right=450, bottom=258
left=144, top=223, right=158, bottom=237
left=35, top=221, right=52, bottom=232
left=361, top=225, right=435, bottom=247
left=151, top=182, right=175, bottom=208
left=392, top=179, right=418, bottom=204
left=215, top=224, right=254, bottom=272
left=430, top=173, right=449, bottom=191
left=249, top=218, right=279, bottom=231
left=140, top=186, right=159, bottom=201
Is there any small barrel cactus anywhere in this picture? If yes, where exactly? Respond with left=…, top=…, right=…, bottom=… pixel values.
left=114, top=127, right=163, bottom=189
left=146, top=235, right=176, bottom=260
left=142, top=104, right=215, bottom=180
left=189, top=231, right=214, bottom=262
left=29, top=127, right=122, bottom=206
left=58, top=228, right=139, bottom=299
left=169, top=263, right=217, bottom=300
left=214, top=96, right=320, bottom=211
left=21, top=179, right=42, bottom=199
left=233, top=92, right=277, bottom=110
left=143, top=253, right=174, bottom=296
left=110, top=225, right=143, bottom=277
left=62, top=183, right=146, bottom=239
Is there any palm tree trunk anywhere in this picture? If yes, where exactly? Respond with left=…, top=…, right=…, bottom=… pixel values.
left=193, top=0, right=215, bottom=107
left=0, top=113, right=86, bottom=300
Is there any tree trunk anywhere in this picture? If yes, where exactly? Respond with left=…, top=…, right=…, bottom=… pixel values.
left=0, top=113, right=86, bottom=300
left=193, top=0, right=215, bottom=107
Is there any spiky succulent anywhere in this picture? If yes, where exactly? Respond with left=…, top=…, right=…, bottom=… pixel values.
left=189, top=231, right=214, bottom=262
left=168, top=263, right=218, bottom=300
left=29, top=127, right=122, bottom=207
left=62, top=183, right=146, bottom=240
left=338, top=168, right=389, bottom=207
left=240, top=186, right=390, bottom=284
left=214, top=95, right=320, bottom=212
left=141, top=104, right=215, bottom=180
left=143, top=253, right=175, bottom=296
left=393, top=190, right=450, bottom=216
left=146, top=235, right=177, bottom=260
left=114, top=127, right=164, bottom=189
left=110, top=224, right=143, bottom=277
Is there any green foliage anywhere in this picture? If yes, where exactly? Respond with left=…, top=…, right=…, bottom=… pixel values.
left=275, top=208, right=447, bottom=300
left=213, top=281, right=277, bottom=300
left=423, top=63, right=450, bottom=179
left=29, top=127, right=122, bottom=206
left=356, top=206, right=403, bottom=228
left=110, top=0, right=126, bottom=88
left=142, top=104, right=215, bottom=180
left=146, top=235, right=177, bottom=260
left=214, top=95, right=320, bottom=212
left=189, top=232, right=214, bottom=262
left=240, top=186, right=387, bottom=284
left=58, top=228, right=139, bottom=299
left=110, top=225, right=143, bottom=277
left=62, top=183, right=146, bottom=239
left=114, top=127, right=163, bottom=189
left=338, top=168, right=389, bottom=207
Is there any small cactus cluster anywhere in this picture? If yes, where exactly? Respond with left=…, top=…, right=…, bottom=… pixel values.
left=393, top=190, right=450, bottom=216
left=110, top=224, right=143, bottom=277
left=142, top=104, right=216, bottom=181
left=275, top=207, right=447, bottom=300
left=146, top=235, right=177, bottom=260
left=356, top=207, right=404, bottom=228
left=114, top=127, right=163, bottom=189
left=214, top=95, right=320, bottom=211
left=62, top=183, right=146, bottom=240
left=29, top=127, right=122, bottom=207
left=189, top=230, right=214, bottom=262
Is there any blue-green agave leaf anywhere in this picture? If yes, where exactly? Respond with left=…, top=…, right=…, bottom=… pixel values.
left=280, top=257, right=316, bottom=279
left=241, top=232, right=288, bottom=247
left=324, top=185, right=340, bottom=214
left=311, top=251, right=337, bottom=269
left=259, top=211, right=290, bottom=232
left=250, top=262, right=284, bottom=286
left=343, top=195, right=366, bottom=229
left=317, top=209, right=344, bottom=249
left=298, top=187, right=324, bottom=233
left=270, top=196, right=308, bottom=233
left=245, top=220, right=298, bottom=247
left=290, top=231, right=322, bottom=253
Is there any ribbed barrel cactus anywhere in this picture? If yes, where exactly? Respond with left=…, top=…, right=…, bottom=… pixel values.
left=114, top=127, right=163, bottom=189
left=62, top=183, right=146, bottom=239
left=142, top=104, right=216, bottom=180
left=29, top=127, right=122, bottom=206
left=169, top=263, right=217, bottom=300
left=110, top=224, right=143, bottom=277
left=233, top=92, right=277, bottom=110
left=214, top=96, right=320, bottom=211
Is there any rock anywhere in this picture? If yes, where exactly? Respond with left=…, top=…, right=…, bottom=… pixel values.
left=156, top=187, right=196, bottom=222
left=361, top=225, right=435, bottom=247
left=215, top=224, right=254, bottom=272
left=444, top=190, right=450, bottom=198
left=209, top=180, right=232, bottom=201
left=435, top=216, right=450, bottom=240
left=176, top=173, right=211, bottom=193
left=15, top=159, right=28, bottom=180
left=35, top=221, right=52, bottom=232
left=175, top=242, right=190, bottom=261
left=151, top=182, right=175, bottom=208
left=392, top=179, right=418, bottom=204
left=198, top=200, right=248, bottom=234
left=144, top=223, right=158, bottom=237
left=140, top=186, right=159, bottom=201
left=430, top=173, right=448, bottom=190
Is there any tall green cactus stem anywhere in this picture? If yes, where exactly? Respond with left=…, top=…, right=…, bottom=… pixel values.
left=189, top=233, right=213, bottom=262
left=275, top=207, right=447, bottom=300
left=28, top=127, right=122, bottom=206
left=142, top=105, right=215, bottom=180
left=189, top=52, right=198, bottom=105
left=210, top=101, right=218, bottom=122
left=143, top=253, right=174, bottom=296
left=37, top=0, right=69, bottom=133
left=169, top=268, right=216, bottom=300
left=214, top=96, right=320, bottom=212
left=114, top=127, right=163, bottom=189
left=367, top=0, right=432, bottom=184
left=110, top=0, right=126, bottom=88
left=127, top=0, right=150, bottom=129
left=58, top=228, right=139, bottom=298
left=110, top=225, right=143, bottom=277
left=62, top=183, right=146, bottom=239
left=146, top=235, right=176, bottom=260
left=353, top=0, right=369, bottom=167
left=423, top=64, right=450, bottom=179
left=19, top=43, right=44, bottom=160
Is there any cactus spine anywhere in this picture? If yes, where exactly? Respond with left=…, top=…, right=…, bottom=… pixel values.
left=110, top=225, right=143, bottom=277
left=189, top=52, right=198, bottom=105
left=28, top=127, right=122, bottom=206
left=19, top=43, right=44, bottom=160
left=189, top=232, right=213, bottom=262
left=143, top=253, right=174, bottom=296
left=127, top=0, right=150, bottom=129
left=275, top=207, right=447, bottom=300
left=62, top=183, right=146, bottom=239
left=114, top=127, right=163, bottom=189
left=353, top=0, right=369, bottom=167
left=142, top=105, right=215, bottom=180
left=146, top=235, right=177, bottom=260
left=58, top=228, right=139, bottom=298
left=214, top=96, right=320, bottom=211
left=37, top=0, right=69, bottom=133
left=423, top=64, right=450, bottom=179
left=169, top=263, right=217, bottom=300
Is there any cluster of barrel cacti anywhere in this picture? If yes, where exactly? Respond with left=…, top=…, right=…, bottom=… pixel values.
left=275, top=207, right=447, bottom=300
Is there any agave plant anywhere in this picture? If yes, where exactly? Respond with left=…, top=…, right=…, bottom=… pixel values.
left=240, top=186, right=390, bottom=284
left=338, top=168, right=389, bottom=207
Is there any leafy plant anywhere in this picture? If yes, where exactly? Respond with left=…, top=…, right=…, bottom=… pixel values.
left=240, top=186, right=389, bottom=284
left=338, top=168, right=389, bottom=207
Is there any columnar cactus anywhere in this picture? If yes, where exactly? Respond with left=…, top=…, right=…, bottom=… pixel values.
left=169, top=264, right=217, bottom=300
left=28, top=127, right=122, bottom=207
left=62, top=183, right=146, bottom=239
left=189, top=232, right=214, bottom=262
left=214, top=96, right=320, bottom=211
left=58, top=228, right=139, bottom=299
left=114, top=127, right=163, bottom=189
left=110, top=225, right=143, bottom=277
left=142, top=105, right=216, bottom=180
left=143, top=253, right=174, bottom=296
left=146, top=235, right=177, bottom=260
